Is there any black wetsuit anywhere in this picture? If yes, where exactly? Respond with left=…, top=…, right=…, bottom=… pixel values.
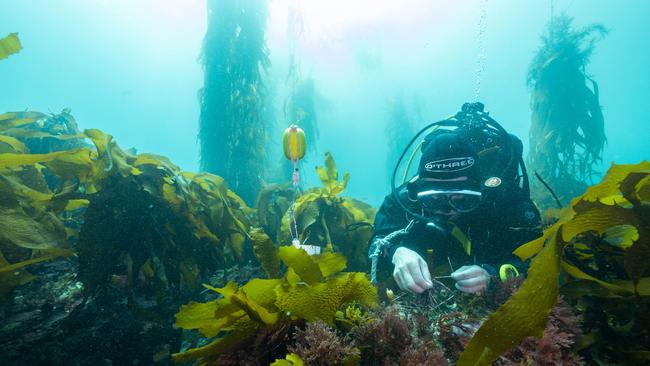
left=368, top=182, right=542, bottom=280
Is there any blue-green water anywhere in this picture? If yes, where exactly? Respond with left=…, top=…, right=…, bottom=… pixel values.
left=2, top=0, right=648, bottom=206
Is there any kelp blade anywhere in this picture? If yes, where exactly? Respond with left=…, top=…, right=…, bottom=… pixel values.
left=457, top=230, right=561, bottom=366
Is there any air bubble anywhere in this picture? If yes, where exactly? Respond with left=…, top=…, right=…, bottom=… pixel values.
left=474, top=0, right=489, bottom=101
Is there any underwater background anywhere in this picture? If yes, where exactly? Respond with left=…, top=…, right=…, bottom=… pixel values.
left=1, top=1, right=650, bottom=365
left=2, top=0, right=648, bottom=206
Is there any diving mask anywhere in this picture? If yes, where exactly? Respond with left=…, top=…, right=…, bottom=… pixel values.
left=416, top=189, right=482, bottom=213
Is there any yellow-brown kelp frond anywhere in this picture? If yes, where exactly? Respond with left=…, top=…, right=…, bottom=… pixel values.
left=270, top=353, right=305, bottom=366
left=0, top=111, right=88, bottom=166
left=278, top=153, right=375, bottom=272
left=0, top=33, right=22, bottom=60
left=315, top=152, right=350, bottom=197
left=75, top=132, right=253, bottom=293
left=458, top=161, right=650, bottom=365
left=255, top=183, right=294, bottom=242
left=0, top=248, right=73, bottom=300
left=173, top=245, right=377, bottom=364
left=527, top=14, right=608, bottom=210
left=0, top=110, right=253, bottom=299
left=457, top=229, right=562, bottom=366
left=251, top=227, right=282, bottom=278
left=515, top=161, right=650, bottom=292
left=175, top=171, right=253, bottom=264
left=0, top=112, right=87, bottom=299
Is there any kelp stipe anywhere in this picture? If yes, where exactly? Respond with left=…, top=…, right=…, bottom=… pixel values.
left=384, top=93, right=417, bottom=188
left=198, top=0, right=271, bottom=205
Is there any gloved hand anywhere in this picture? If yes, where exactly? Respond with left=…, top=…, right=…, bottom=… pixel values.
left=451, top=265, right=490, bottom=294
left=391, top=247, right=433, bottom=293
left=292, top=239, right=321, bottom=255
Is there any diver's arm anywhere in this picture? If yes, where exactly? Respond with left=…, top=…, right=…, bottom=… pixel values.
left=368, top=190, right=414, bottom=260
left=370, top=219, right=433, bottom=293
left=369, top=191, right=431, bottom=291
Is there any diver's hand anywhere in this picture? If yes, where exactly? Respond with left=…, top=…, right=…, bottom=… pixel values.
left=292, top=239, right=321, bottom=255
left=451, top=265, right=490, bottom=294
left=391, top=247, right=433, bottom=294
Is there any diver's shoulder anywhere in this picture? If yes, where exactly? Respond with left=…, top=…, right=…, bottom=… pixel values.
left=380, top=183, right=411, bottom=204
left=503, top=188, right=541, bottom=226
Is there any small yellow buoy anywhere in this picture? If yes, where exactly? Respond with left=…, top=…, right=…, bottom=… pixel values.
left=284, top=124, right=308, bottom=250
left=283, top=125, right=306, bottom=161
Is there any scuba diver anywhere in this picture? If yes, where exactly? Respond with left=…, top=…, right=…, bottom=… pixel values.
left=369, top=102, right=542, bottom=295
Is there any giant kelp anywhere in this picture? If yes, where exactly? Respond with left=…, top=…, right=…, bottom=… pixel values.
left=0, top=111, right=82, bottom=300
left=198, top=0, right=271, bottom=205
left=256, top=183, right=294, bottom=243
left=527, top=15, right=608, bottom=210
left=272, top=74, right=321, bottom=184
left=457, top=161, right=650, bottom=365
left=0, top=110, right=252, bottom=299
left=0, top=108, right=385, bottom=363
left=284, top=76, right=319, bottom=154
left=385, top=93, right=417, bottom=188
left=277, top=153, right=376, bottom=272
left=173, top=245, right=377, bottom=365
left=74, top=135, right=253, bottom=294
left=0, top=110, right=263, bottom=364
left=0, top=109, right=87, bottom=154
